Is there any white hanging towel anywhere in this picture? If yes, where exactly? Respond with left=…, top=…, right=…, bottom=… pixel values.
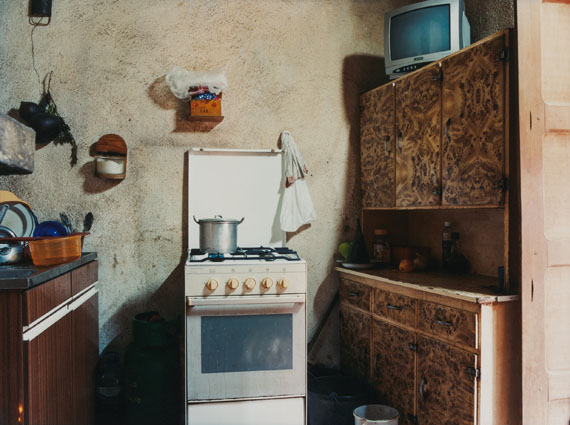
left=279, top=131, right=317, bottom=232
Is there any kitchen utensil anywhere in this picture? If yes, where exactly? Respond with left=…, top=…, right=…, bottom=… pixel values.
left=33, top=220, right=69, bottom=237
left=0, top=226, right=24, bottom=265
left=60, top=213, right=73, bottom=233
left=28, top=234, right=82, bottom=266
left=193, top=215, right=244, bottom=254
left=0, top=202, right=37, bottom=237
left=83, top=212, right=94, bottom=232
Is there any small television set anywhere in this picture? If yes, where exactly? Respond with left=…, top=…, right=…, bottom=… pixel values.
left=384, top=0, right=471, bottom=79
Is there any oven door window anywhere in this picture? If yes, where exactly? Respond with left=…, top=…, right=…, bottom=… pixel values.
left=201, top=314, right=293, bottom=373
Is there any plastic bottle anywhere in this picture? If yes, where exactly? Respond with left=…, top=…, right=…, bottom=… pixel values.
left=442, top=221, right=453, bottom=270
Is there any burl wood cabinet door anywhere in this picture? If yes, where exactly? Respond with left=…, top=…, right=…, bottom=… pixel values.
left=441, top=32, right=506, bottom=206
left=361, top=84, right=396, bottom=208
left=26, top=314, right=73, bottom=425
left=340, top=305, right=371, bottom=381
left=416, top=336, right=477, bottom=425
left=372, top=320, right=415, bottom=425
left=395, top=62, right=442, bottom=207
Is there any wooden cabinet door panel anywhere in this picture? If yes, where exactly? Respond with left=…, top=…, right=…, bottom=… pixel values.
left=417, top=336, right=477, bottom=425
left=395, top=63, right=442, bottom=207
left=71, top=260, right=98, bottom=296
left=372, top=320, right=415, bottom=425
left=340, top=305, right=370, bottom=380
left=441, top=32, right=506, bottom=206
left=361, top=84, right=396, bottom=208
left=24, top=273, right=71, bottom=325
left=26, top=314, right=73, bottom=425
left=72, top=293, right=98, bottom=425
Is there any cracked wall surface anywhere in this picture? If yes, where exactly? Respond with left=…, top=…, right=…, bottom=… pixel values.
left=0, top=0, right=512, bottom=365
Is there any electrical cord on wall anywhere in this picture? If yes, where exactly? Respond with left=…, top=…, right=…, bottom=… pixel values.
left=29, top=16, right=49, bottom=95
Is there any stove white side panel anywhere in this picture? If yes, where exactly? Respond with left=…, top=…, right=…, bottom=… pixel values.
left=188, top=149, right=285, bottom=249
left=188, top=397, right=305, bottom=425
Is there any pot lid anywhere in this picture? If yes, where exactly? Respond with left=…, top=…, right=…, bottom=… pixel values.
left=194, top=215, right=244, bottom=224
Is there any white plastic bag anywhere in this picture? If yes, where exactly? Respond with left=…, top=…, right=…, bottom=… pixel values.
left=165, top=67, right=228, bottom=100
left=280, top=178, right=317, bottom=232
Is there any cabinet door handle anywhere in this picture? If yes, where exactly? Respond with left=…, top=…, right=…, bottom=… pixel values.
left=384, top=135, right=391, bottom=153
left=419, top=378, right=428, bottom=399
left=435, top=318, right=453, bottom=327
left=347, top=291, right=362, bottom=297
left=386, top=304, right=401, bottom=311
left=432, top=186, right=442, bottom=196
left=396, top=131, right=403, bottom=152
left=444, top=118, right=451, bottom=142
left=374, top=353, right=381, bottom=375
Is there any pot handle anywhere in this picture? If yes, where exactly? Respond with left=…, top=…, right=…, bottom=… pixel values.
left=238, top=217, right=245, bottom=224
left=193, top=216, right=200, bottom=224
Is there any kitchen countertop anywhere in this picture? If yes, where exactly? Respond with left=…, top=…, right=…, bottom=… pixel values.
left=336, top=266, right=520, bottom=304
left=0, top=252, right=97, bottom=290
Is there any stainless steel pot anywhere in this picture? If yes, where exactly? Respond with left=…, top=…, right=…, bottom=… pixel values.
left=193, top=215, right=244, bottom=254
left=0, top=225, right=24, bottom=265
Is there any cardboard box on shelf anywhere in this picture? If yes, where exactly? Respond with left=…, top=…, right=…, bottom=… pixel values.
left=190, top=93, right=222, bottom=118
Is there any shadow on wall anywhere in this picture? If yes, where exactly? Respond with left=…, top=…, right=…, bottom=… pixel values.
left=147, top=76, right=221, bottom=133
left=308, top=55, right=389, bottom=367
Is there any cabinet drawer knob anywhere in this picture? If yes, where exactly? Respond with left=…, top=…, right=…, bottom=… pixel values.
left=435, top=318, right=453, bottom=327
left=386, top=304, right=401, bottom=311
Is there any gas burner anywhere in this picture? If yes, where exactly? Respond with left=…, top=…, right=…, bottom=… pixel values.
left=188, top=246, right=301, bottom=263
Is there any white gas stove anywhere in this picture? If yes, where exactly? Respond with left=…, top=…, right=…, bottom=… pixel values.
left=184, top=150, right=307, bottom=425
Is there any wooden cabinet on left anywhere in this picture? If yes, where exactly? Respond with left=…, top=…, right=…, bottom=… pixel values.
left=0, top=260, right=99, bottom=425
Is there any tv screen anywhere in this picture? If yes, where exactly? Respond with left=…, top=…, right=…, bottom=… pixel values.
left=390, top=5, right=451, bottom=60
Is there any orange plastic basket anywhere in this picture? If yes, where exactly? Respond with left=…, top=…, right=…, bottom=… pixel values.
left=28, top=234, right=82, bottom=266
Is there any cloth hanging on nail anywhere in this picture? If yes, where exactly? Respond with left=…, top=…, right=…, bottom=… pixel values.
left=279, top=130, right=317, bottom=232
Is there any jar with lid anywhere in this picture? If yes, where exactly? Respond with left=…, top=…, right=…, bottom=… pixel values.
left=372, top=229, right=391, bottom=266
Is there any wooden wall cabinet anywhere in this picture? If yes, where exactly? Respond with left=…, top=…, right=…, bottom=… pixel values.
left=339, top=272, right=521, bottom=425
left=0, top=261, right=99, bottom=425
left=360, top=30, right=510, bottom=209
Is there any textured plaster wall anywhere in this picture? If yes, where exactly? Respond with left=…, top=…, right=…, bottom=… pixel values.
left=0, top=0, right=513, bottom=365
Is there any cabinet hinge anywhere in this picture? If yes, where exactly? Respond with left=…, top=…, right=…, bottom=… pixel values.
left=408, top=343, right=418, bottom=352
left=466, top=367, right=480, bottom=378
left=499, top=48, right=510, bottom=61
left=492, top=177, right=508, bottom=192
left=407, top=414, right=418, bottom=425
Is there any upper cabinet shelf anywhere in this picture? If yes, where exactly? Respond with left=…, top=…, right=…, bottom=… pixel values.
left=360, top=30, right=511, bottom=210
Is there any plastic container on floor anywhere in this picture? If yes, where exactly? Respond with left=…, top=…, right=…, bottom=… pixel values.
left=308, top=368, right=369, bottom=425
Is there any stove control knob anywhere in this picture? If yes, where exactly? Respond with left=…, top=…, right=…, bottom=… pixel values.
left=227, top=278, right=239, bottom=290
left=244, top=278, right=256, bottom=290
left=277, top=278, right=290, bottom=289
left=206, top=279, right=218, bottom=291
left=262, top=278, right=274, bottom=289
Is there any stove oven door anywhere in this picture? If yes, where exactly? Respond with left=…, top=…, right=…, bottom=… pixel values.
left=186, top=294, right=306, bottom=401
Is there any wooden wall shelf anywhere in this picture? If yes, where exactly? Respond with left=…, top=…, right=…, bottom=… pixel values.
left=188, top=116, right=224, bottom=123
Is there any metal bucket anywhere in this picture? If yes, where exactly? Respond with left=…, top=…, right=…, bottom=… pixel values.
left=353, top=405, right=399, bottom=425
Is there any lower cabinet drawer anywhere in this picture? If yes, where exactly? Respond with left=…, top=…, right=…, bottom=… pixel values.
left=340, top=279, right=371, bottom=311
left=373, top=289, right=417, bottom=328
left=418, top=301, right=478, bottom=349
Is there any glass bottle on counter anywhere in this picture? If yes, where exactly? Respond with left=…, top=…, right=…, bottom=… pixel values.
left=442, top=221, right=453, bottom=270
left=372, top=229, right=391, bottom=266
